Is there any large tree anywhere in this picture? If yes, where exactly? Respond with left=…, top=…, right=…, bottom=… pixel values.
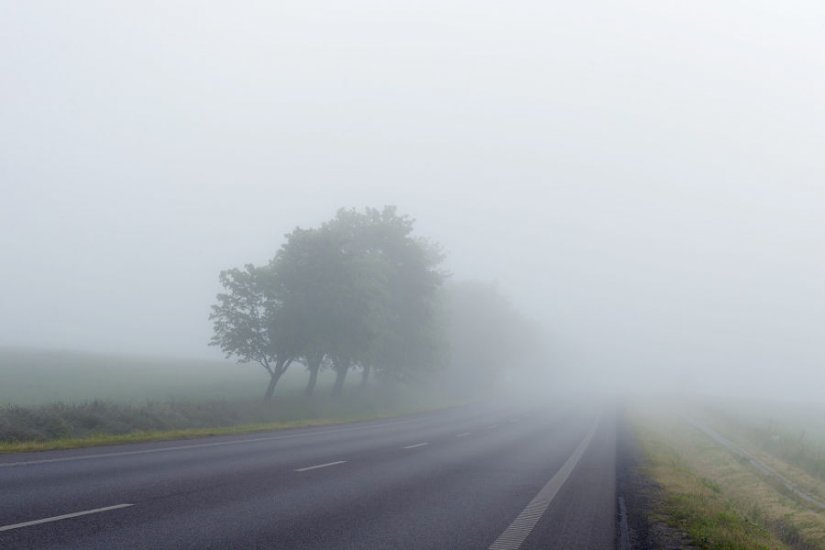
left=268, top=225, right=380, bottom=397
left=337, top=207, right=447, bottom=386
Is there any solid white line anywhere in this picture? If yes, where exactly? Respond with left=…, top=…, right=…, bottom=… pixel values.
left=456, top=432, right=471, bottom=438
left=294, top=460, right=346, bottom=472
left=0, top=504, right=134, bottom=533
left=402, top=442, right=429, bottom=449
left=488, top=418, right=600, bottom=550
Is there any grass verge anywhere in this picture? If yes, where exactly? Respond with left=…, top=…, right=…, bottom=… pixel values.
left=0, top=409, right=428, bottom=454
left=632, top=406, right=825, bottom=549
left=698, top=404, right=825, bottom=495
left=0, top=392, right=466, bottom=454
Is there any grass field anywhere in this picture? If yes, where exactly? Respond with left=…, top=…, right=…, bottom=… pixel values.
left=632, top=402, right=825, bottom=549
left=0, top=347, right=346, bottom=405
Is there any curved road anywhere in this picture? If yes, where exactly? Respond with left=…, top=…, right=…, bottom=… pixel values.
left=0, top=403, right=616, bottom=549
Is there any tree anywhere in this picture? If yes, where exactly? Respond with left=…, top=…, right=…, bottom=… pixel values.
left=262, top=230, right=328, bottom=397
left=320, top=207, right=447, bottom=392
left=442, top=281, right=541, bottom=393
left=209, top=264, right=299, bottom=402
left=341, top=207, right=447, bottom=386
left=268, top=224, right=381, bottom=397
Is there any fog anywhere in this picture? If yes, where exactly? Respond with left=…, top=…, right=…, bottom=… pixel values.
left=2, top=1, right=823, bottom=402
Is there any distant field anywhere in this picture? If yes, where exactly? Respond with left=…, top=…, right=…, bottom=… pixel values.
left=0, top=347, right=337, bottom=405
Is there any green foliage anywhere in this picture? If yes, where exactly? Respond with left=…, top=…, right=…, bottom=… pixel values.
left=210, top=206, right=448, bottom=400
left=210, top=265, right=299, bottom=367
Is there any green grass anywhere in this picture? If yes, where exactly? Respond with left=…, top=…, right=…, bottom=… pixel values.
left=0, top=389, right=459, bottom=443
left=632, top=405, right=825, bottom=549
left=0, top=402, right=457, bottom=454
left=699, top=400, right=825, bottom=485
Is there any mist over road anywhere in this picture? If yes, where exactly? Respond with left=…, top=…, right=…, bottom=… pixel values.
left=0, top=403, right=615, bottom=549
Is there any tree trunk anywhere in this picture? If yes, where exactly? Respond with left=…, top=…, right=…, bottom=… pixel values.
left=305, top=362, right=320, bottom=396
left=331, top=364, right=349, bottom=398
left=263, top=370, right=282, bottom=402
left=262, top=358, right=291, bottom=402
left=360, top=365, right=371, bottom=389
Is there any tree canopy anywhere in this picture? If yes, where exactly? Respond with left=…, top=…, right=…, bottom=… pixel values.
left=210, top=207, right=447, bottom=401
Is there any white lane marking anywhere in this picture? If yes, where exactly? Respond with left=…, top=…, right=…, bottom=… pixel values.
left=456, top=432, right=472, bottom=438
left=294, top=460, right=346, bottom=472
left=402, top=442, right=429, bottom=449
left=0, top=416, right=434, bottom=468
left=0, top=504, right=134, bottom=533
left=488, top=418, right=600, bottom=550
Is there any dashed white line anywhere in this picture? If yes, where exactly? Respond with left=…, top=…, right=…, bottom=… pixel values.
left=294, top=460, right=346, bottom=472
left=488, top=418, right=600, bottom=550
left=456, top=432, right=472, bottom=438
left=0, top=504, right=134, bottom=533
left=402, top=442, right=429, bottom=449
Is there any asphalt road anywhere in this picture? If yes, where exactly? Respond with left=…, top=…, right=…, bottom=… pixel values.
left=0, top=402, right=616, bottom=549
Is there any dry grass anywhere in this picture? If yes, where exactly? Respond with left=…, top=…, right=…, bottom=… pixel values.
left=633, top=406, right=825, bottom=549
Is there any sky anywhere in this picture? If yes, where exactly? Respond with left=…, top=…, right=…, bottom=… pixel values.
left=1, top=1, right=823, bottom=399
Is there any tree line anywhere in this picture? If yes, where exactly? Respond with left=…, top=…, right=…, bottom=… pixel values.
left=210, top=206, right=541, bottom=401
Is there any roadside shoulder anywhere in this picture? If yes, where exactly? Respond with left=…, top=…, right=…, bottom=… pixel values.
left=617, top=409, right=696, bottom=549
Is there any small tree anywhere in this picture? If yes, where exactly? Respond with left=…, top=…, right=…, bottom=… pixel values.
left=209, top=264, right=298, bottom=402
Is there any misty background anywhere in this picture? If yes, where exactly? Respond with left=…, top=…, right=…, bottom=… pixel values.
left=1, top=1, right=823, bottom=400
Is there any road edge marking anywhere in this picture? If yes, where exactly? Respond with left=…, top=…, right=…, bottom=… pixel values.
left=0, top=504, right=134, bottom=533
left=488, top=417, right=600, bottom=550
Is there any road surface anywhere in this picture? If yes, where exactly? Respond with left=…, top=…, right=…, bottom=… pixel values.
left=0, top=403, right=616, bottom=549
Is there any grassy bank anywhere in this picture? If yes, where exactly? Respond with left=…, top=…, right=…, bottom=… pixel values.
left=0, top=393, right=464, bottom=454
left=632, top=405, right=825, bottom=549
left=698, top=401, right=825, bottom=488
